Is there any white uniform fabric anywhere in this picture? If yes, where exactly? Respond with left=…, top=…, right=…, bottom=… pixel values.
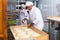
left=19, top=9, right=28, bottom=24
left=29, top=6, right=44, bottom=31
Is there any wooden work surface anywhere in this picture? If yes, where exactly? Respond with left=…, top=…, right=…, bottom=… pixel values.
left=46, top=16, right=60, bottom=22
left=10, top=25, right=49, bottom=40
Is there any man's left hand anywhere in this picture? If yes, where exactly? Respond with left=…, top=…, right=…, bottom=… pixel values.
left=27, top=22, right=34, bottom=28
left=27, top=24, right=31, bottom=28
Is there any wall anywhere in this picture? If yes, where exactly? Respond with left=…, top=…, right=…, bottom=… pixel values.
left=53, top=0, right=60, bottom=16
left=38, top=0, right=60, bottom=19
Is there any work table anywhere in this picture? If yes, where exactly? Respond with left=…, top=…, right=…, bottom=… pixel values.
left=46, top=16, right=60, bottom=22
left=46, top=16, right=60, bottom=40
left=10, top=25, right=49, bottom=40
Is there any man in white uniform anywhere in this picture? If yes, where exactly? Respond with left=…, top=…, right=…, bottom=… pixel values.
left=22, top=1, right=44, bottom=31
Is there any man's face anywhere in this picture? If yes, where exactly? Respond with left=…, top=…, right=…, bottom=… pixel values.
left=26, top=5, right=32, bottom=10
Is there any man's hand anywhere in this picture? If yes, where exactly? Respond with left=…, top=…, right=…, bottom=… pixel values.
left=27, top=24, right=31, bottom=28
left=27, top=22, right=34, bottom=28
left=22, top=18, right=27, bottom=23
left=22, top=19, right=25, bottom=23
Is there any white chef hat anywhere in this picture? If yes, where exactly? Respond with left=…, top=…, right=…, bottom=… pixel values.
left=26, top=1, right=33, bottom=6
left=21, top=4, right=26, bottom=8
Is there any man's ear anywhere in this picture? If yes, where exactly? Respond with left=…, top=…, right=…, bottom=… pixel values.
left=26, top=7, right=27, bottom=9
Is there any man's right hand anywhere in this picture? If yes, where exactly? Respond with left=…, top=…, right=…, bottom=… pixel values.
left=22, top=18, right=27, bottom=23
left=22, top=19, right=25, bottom=23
